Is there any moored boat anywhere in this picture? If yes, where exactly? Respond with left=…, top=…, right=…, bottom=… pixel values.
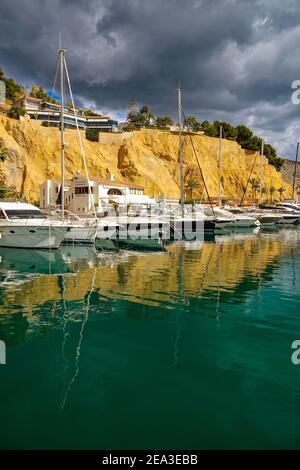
left=0, top=201, right=69, bottom=249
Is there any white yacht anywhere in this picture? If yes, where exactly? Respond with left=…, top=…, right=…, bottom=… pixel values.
left=228, top=206, right=282, bottom=226
left=277, top=202, right=300, bottom=212
left=48, top=210, right=97, bottom=244
left=96, top=208, right=168, bottom=251
left=0, top=201, right=69, bottom=248
left=205, top=206, right=260, bottom=228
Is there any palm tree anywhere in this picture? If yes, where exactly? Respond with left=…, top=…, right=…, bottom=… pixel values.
left=155, top=116, right=173, bottom=129
left=249, top=178, right=260, bottom=198
left=184, top=115, right=201, bottom=132
left=269, top=186, right=276, bottom=204
left=261, top=185, right=267, bottom=203
left=185, top=178, right=200, bottom=200
left=277, top=186, right=286, bottom=201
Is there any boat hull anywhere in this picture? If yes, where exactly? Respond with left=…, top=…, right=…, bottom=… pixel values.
left=63, top=225, right=97, bottom=244
left=277, top=216, right=299, bottom=225
left=116, top=238, right=165, bottom=251
left=0, top=224, right=68, bottom=249
left=95, top=238, right=119, bottom=251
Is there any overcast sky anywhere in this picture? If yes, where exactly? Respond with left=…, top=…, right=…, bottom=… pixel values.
left=1, top=0, right=300, bottom=159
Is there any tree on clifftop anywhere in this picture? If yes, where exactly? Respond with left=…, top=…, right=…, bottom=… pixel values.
left=236, top=125, right=253, bottom=147
left=184, top=116, right=202, bottom=132
left=84, top=109, right=101, bottom=117
left=127, top=104, right=155, bottom=127
left=155, top=115, right=173, bottom=128
left=0, top=67, right=22, bottom=102
left=201, top=119, right=284, bottom=171
left=29, top=84, right=57, bottom=103
left=201, top=120, right=217, bottom=136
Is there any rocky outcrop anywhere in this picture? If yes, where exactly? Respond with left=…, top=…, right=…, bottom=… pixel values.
left=282, top=158, right=300, bottom=196
left=0, top=116, right=292, bottom=201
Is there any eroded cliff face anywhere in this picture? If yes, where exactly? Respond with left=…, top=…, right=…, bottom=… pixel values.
left=0, top=116, right=292, bottom=201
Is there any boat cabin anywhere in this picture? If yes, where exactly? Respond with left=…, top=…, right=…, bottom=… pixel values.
left=0, top=202, right=46, bottom=220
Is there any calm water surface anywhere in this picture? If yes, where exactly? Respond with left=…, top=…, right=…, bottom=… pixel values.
left=1, top=228, right=300, bottom=449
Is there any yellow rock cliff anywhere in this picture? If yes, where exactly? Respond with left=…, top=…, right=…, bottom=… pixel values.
left=0, top=116, right=292, bottom=201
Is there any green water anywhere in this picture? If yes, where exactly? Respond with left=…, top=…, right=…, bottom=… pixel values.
left=1, top=228, right=300, bottom=450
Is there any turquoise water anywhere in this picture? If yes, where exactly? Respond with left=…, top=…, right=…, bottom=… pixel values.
left=1, top=228, right=300, bottom=449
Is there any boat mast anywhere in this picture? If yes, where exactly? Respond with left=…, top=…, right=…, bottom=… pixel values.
left=218, top=125, right=223, bottom=207
left=59, top=38, right=65, bottom=218
left=292, top=142, right=299, bottom=201
left=259, top=138, right=264, bottom=205
left=178, top=84, right=184, bottom=216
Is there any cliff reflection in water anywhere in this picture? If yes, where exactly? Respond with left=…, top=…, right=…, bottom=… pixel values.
left=0, top=228, right=299, bottom=329
left=1, top=228, right=300, bottom=449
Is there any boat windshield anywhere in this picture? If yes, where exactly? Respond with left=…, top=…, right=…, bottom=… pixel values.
left=4, top=210, right=46, bottom=220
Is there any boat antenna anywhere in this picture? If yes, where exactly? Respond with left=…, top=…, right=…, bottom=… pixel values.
left=177, top=83, right=184, bottom=217
left=181, top=107, right=215, bottom=215
left=292, top=142, right=299, bottom=201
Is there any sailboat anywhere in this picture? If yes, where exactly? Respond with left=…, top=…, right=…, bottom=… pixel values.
left=173, top=87, right=236, bottom=233
left=52, top=44, right=98, bottom=245
left=214, top=125, right=258, bottom=228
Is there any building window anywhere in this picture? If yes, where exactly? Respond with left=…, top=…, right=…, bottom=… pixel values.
left=107, top=188, right=122, bottom=195
left=75, top=186, right=93, bottom=195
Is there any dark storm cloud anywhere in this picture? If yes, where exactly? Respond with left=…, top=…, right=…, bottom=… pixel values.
left=1, top=0, right=300, bottom=157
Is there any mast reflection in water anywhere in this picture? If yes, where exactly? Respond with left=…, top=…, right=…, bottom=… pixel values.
left=1, top=228, right=300, bottom=449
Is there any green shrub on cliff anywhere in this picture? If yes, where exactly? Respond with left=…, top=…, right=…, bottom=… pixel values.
left=8, top=106, right=26, bottom=119
left=0, top=68, right=22, bottom=102
left=85, top=128, right=99, bottom=142
left=0, top=138, right=7, bottom=162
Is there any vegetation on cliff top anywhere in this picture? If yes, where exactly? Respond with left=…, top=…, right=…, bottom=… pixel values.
left=0, top=66, right=284, bottom=172
left=0, top=68, right=21, bottom=102
left=0, top=67, right=56, bottom=104
left=127, top=100, right=283, bottom=171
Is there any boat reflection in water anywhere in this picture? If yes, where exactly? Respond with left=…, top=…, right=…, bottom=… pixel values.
left=0, top=227, right=298, bottom=318
left=0, top=247, right=73, bottom=287
left=0, top=227, right=300, bottom=449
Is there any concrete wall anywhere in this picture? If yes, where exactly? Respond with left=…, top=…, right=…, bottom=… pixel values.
left=98, top=132, right=134, bottom=145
